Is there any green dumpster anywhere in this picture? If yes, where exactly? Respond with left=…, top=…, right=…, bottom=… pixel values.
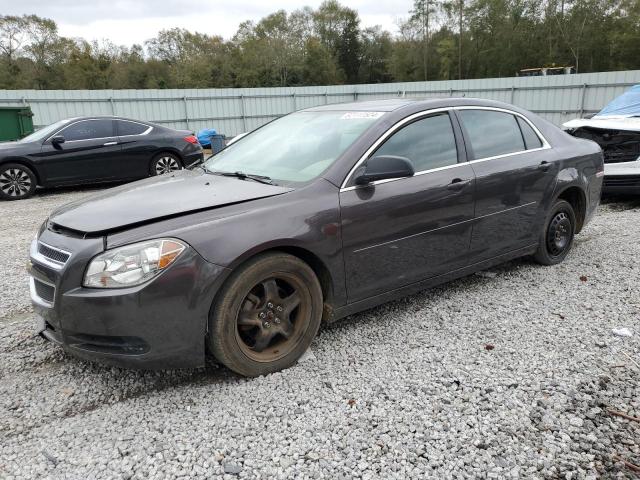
left=0, top=107, right=34, bottom=142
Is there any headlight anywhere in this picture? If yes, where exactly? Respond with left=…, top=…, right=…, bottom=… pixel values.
left=83, top=239, right=186, bottom=288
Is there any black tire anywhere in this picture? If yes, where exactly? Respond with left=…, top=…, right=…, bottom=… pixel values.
left=209, top=252, right=323, bottom=377
left=149, top=152, right=182, bottom=176
left=533, top=199, right=576, bottom=266
left=0, top=163, right=37, bottom=200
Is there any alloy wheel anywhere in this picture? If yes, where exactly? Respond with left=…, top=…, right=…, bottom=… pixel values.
left=0, top=168, right=32, bottom=198
left=235, top=274, right=310, bottom=362
left=154, top=156, right=180, bottom=175
left=546, top=211, right=572, bottom=257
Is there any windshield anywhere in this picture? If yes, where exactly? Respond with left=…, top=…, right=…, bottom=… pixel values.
left=19, top=119, right=72, bottom=143
left=203, top=111, right=383, bottom=185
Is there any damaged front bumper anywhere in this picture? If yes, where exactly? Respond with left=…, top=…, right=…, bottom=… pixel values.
left=28, top=228, right=230, bottom=370
left=565, top=124, right=640, bottom=194
left=603, top=158, right=640, bottom=194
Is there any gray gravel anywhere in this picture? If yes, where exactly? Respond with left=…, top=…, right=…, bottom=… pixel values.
left=1, top=189, right=639, bottom=479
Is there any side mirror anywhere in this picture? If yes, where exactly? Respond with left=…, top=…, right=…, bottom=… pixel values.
left=354, top=155, right=415, bottom=186
left=51, top=135, right=65, bottom=146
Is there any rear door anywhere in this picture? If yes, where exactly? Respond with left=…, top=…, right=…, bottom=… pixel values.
left=455, top=108, right=557, bottom=260
left=340, top=110, right=476, bottom=302
left=115, top=119, right=155, bottom=179
left=38, top=119, right=121, bottom=184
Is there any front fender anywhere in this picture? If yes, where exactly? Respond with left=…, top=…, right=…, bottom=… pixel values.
left=106, top=179, right=348, bottom=308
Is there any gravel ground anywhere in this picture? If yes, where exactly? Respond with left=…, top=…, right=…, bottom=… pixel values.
left=0, top=188, right=639, bottom=479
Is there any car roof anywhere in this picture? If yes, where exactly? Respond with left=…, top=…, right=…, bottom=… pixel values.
left=303, top=97, right=517, bottom=113
left=59, top=115, right=153, bottom=124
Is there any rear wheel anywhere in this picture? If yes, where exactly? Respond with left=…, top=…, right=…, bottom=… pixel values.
left=533, top=199, right=576, bottom=265
left=209, top=253, right=323, bottom=377
left=0, top=163, right=36, bottom=200
left=150, top=153, right=182, bottom=176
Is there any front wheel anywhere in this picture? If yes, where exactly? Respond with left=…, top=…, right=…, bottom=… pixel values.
left=209, top=253, right=323, bottom=377
left=533, top=199, right=576, bottom=265
left=150, top=153, right=182, bottom=176
left=0, top=163, right=37, bottom=200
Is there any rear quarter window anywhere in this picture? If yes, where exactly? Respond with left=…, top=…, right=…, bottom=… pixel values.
left=117, top=120, right=150, bottom=136
left=516, top=116, right=543, bottom=149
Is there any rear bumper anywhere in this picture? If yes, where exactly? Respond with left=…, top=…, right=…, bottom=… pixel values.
left=29, top=231, right=230, bottom=370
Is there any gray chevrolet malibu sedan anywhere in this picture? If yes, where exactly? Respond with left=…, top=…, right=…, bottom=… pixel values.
left=28, top=98, right=604, bottom=376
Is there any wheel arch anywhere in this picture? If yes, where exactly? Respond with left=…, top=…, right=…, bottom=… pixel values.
left=554, top=185, right=587, bottom=233
left=149, top=149, right=184, bottom=172
left=0, top=158, right=41, bottom=185
left=217, top=245, right=336, bottom=323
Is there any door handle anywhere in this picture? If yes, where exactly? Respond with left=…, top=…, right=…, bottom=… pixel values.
left=103, top=141, right=118, bottom=146
left=447, top=178, right=471, bottom=191
left=538, top=161, right=551, bottom=172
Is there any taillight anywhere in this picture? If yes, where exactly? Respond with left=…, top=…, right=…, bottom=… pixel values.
left=184, top=135, right=199, bottom=144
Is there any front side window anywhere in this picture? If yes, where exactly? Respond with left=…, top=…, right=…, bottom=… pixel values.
left=373, top=113, right=458, bottom=172
left=458, top=110, right=525, bottom=159
left=203, top=111, right=382, bottom=185
left=117, top=120, right=149, bottom=136
left=59, top=119, right=114, bottom=141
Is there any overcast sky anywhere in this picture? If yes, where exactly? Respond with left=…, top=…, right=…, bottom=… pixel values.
left=1, top=0, right=414, bottom=46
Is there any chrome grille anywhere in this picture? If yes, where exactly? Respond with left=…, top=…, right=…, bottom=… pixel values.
left=37, top=242, right=71, bottom=265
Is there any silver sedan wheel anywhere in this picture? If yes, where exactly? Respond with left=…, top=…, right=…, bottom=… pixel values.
left=154, top=156, right=181, bottom=175
left=0, top=168, right=32, bottom=197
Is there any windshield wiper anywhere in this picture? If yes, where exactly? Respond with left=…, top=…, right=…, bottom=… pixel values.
left=207, top=170, right=274, bottom=185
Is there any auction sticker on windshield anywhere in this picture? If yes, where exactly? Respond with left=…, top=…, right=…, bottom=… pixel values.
left=340, top=112, right=385, bottom=120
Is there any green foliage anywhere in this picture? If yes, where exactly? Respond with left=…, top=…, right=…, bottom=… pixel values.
left=303, top=38, right=341, bottom=85
left=359, top=27, right=393, bottom=83
left=1, top=1, right=639, bottom=90
left=312, top=1, right=362, bottom=83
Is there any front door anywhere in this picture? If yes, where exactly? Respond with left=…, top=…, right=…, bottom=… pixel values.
left=37, top=118, right=121, bottom=185
left=340, top=111, right=476, bottom=303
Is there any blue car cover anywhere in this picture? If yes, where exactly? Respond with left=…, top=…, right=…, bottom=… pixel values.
left=597, top=85, right=640, bottom=117
left=197, top=128, right=217, bottom=147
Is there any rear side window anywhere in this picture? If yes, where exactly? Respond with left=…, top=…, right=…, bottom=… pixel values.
left=117, top=120, right=149, bottom=136
left=60, top=119, right=114, bottom=141
left=458, top=110, right=525, bottom=159
left=374, top=113, right=458, bottom=172
left=517, top=117, right=543, bottom=149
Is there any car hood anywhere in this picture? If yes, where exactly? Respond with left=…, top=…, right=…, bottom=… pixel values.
left=49, top=169, right=294, bottom=234
left=0, top=141, right=22, bottom=151
left=563, top=116, right=640, bottom=133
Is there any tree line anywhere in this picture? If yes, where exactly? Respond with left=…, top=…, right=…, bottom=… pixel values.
left=1, top=0, right=639, bottom=90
